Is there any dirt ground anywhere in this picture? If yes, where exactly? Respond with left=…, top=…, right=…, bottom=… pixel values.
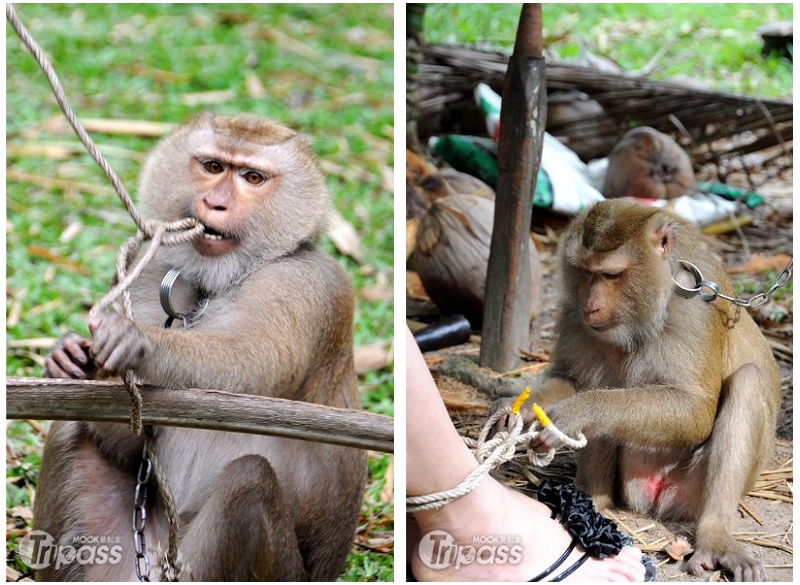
left=411, top=181, right=793, bottom=582
left=428, top=356, right=792, bottom=583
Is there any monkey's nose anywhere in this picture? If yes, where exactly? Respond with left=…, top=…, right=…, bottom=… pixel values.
left=203, top=197, right=228, bottom=212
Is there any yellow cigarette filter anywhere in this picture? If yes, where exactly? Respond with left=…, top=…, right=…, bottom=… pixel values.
left=532, top=403, right=551, bottom=427
left=511, top=387, right=531, bottom=415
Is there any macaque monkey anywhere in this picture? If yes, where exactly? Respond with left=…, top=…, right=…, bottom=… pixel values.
left=37, top=112, right=366, bottom=581
left=517, top=200, right=780, bottom=581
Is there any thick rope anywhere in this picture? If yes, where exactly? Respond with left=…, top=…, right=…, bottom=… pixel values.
left=406, top=401, right=587, bottom=512
left=6, top=5, right=203, bottom=321
left=7, top=5, right=187, bottom=579
left=143, top=427, right=183, bottom=580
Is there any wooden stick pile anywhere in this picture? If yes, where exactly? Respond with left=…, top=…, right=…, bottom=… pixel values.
left=416, top=44, right=792, bottom=184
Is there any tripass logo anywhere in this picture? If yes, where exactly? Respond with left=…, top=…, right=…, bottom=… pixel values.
left=417, top=530, right=523, bottom=571
left=18, top=530, right=123, bottom=570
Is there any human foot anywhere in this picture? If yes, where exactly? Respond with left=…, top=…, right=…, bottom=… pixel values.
left=410, top=477, right=647, bottom=582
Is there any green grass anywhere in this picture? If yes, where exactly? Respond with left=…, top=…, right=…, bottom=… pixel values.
left=6, top=3, right=393, bottom=581
left=424, top=3, right=793, bottom=97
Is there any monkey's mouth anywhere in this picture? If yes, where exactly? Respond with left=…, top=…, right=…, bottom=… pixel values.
left=202, top=226, right=228, bottom=240
left=193, top=225, right=238, bottom=256
left=585, top=318, right=618, bottom=333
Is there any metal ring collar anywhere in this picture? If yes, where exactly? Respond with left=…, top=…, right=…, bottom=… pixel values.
left=159, top=267, right=183, bottom=321
left=160, top=268, right=209, bottom=328
left=672, top=260, right=720, bottom=302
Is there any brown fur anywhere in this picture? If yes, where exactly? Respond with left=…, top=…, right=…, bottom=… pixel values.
left=525, top=200, right=780, bottom=581
left=38, top=114, right=366, bottom=581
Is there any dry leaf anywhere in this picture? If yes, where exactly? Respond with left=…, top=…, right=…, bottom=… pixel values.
left=123, top=63, right=190, bottom=84
left=406, top=218, right=418, bottom=259
left=180, top=90, right=236, bottom=107
left=327, top=209, right=363, bottom=262
left=379, top=165, right=394, bottom=193
left=726, top=253, right=792, bottom=275
left=360, top=532, right=394, bottom=553
left=6, top=565, right=24, bottom=582
left=27, top=246, right=91, bottom=275
left=8, top=168, right=115, bottom=197
left=665, top=534, right=694, bottom=560
left=360, top=284, right=393, bottom=302
left=9, top=506, right=34, bottom=521
left=245, top=72, right=267, bottom=99
left=354, top=341, right=392, bottom=374
left=406, top=270, right=428, bottom=300
left=7, top=298, right=22, bottom=329
left=45, top=116, right=174, bottom=137
left=7, top=143, right=75, bottom=160
left=380, top=456, right=394, bottom=503
left=59, top=221, right=83, bottom=244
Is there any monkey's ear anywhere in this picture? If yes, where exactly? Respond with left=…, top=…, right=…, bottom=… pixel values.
left=650, top=221, right=676, bottom=259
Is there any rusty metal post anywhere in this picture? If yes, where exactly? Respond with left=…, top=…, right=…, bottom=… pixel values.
left=480, top=3, right=546, bottom=371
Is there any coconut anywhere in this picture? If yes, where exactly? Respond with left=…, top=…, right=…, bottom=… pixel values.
left=413, top=193, right=542, bottom=332
left=602, top=126, right=695, bottom=200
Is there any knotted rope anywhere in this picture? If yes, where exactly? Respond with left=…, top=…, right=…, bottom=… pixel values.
left=407, top=389, right=587, bottom=512
left=7, top=4, right=190, bottom=579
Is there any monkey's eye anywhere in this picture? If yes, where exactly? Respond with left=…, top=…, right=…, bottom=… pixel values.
left=203, top=160, right=225, bottom=174
left=242, top=171, right=266, bottom=185
left=602, top=271, right=624, bottom=280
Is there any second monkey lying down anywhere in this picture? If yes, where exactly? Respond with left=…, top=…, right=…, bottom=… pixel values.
left=514, top=200, right=780, bottom=582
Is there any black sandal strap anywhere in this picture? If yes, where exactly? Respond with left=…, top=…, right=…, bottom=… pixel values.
left=550, top=552, right=590, bottom=581
left=528, top=540, right=576, bottom=582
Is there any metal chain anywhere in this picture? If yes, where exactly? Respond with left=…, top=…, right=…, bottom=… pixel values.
left=134, top=444, right=153, bottom=582
left=673, top=258, right=793, bottom=307
left=129, top=270, right=208, bottom=581
left=131, top=271, right=201, bottom=580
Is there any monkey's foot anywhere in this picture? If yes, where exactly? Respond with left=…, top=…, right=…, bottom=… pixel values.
left=686, top=544, right=766, bottom=582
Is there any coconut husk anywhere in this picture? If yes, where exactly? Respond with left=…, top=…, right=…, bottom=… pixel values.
left=413, top=193, right=543, bottom=331
left=603, top=126, right=696, bottom=199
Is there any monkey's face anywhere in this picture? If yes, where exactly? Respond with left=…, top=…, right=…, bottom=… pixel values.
left=564, top=246, right=631, bottom=333
left=561, top=200, right=675, bottom=348
left=137, top=113, right=331, bottom=292
left=186, top=148, right=276, bottom=258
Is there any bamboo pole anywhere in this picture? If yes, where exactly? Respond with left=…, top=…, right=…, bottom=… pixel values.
left=6, top=377, right=394, bottom=453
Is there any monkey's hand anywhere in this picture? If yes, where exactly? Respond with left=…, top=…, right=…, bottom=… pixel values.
left=530, top=401, right=586, bottom=452
left=487, top=396, right=537, bottom=436
left=89, top=313, right=153, bottom=377
left=44, top=332, right=98, bottom=379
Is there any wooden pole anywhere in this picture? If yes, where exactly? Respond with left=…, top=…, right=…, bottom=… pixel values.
left=6, top=377, right=394, bottom=453
left=480, top=3, right=546, bottom=372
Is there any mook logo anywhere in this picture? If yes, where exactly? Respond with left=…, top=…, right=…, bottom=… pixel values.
left=18, top=530, right=123, bottom=570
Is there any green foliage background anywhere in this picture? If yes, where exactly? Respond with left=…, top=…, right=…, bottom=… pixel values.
left=425, top=3, right=792, bottom=97
left=6, top=3, right=393, bottom=581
